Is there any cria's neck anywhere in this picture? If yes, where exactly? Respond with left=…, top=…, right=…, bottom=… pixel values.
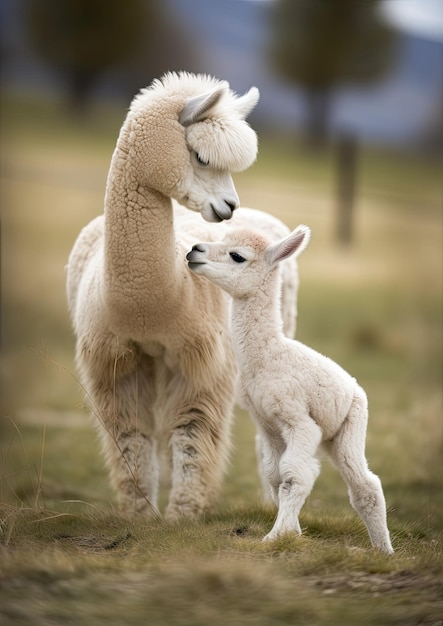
left=230, top=271, right=284, bottom=367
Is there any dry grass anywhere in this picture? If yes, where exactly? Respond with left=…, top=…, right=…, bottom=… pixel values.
left=1, top=93, right=442, bottom=625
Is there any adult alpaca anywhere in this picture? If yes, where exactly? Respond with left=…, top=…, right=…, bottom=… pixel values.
left=66, top=72, right=297, bottom=520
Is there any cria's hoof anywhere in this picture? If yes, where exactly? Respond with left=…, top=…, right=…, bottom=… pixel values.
left=377, top=544, right=395, bottom=555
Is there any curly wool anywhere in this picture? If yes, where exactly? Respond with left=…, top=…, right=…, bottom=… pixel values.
left=66, top=72, right=298, bottom=520
left=186, top=225, right=394, bottom=553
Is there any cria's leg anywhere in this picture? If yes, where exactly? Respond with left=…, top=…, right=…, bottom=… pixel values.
left=255, top=433, right=272, bottom=503
left=256, top=432, right=283, bottom=504
left=324, top=390, right=394, bottom=554
left=165, top=395, right=233, bottom=521
left=263, top=417, right=322, bottom=542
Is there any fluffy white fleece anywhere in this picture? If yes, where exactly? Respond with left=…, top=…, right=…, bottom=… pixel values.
left=66, top=72, right=298, bottom=520
left=186, top=225, right=393, bottom=553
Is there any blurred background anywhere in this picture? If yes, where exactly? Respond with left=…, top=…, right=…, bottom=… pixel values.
left=0, top=0, right=442, bottom=502
left=1, top=0, right=442, bottom=145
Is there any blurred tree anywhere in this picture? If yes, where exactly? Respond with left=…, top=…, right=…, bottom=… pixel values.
left=113, top=7, right=201, bottom=103
left=25, top=0, right=158, bottom=111
left=270, top=0, right=396, bottom=145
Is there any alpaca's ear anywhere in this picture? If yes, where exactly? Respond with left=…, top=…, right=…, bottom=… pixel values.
left=265, top=225, right=311, bottom=267
left=235, top=87, right=260, bottom=119
left=179, top=86, right=227, bottom=127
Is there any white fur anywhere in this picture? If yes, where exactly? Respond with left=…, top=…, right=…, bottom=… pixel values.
left=66, top=72, right=298, bottom=520
left=187, top=225, right=394, bottom=553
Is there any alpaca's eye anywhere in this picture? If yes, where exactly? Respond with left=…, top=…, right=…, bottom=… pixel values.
left=196, top=153, right=209, bottom=166
left=230, top=252, right=246, bottom=263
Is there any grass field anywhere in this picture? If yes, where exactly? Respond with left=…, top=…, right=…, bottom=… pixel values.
left=1, top=93, right=442, bottom=625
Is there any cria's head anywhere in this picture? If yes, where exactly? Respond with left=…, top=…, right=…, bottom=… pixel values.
left=186, top=225, right=311, bottom=297
left=127, top=72, right=259, bottom=223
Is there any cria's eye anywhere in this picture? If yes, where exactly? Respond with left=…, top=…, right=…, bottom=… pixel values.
left=196, top=153, right=209, bottom=166
left=230, top=252, right=246, bottom=263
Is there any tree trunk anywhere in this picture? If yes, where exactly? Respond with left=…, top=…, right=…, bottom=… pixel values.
left=65, top=69, right=97, bottom=115
left=305, top=88, right=331, bottom=147
left=335, top=132, right=358, bottom=246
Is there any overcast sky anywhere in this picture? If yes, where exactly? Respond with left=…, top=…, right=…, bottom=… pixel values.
left=380, top=0, right=443, bottom=42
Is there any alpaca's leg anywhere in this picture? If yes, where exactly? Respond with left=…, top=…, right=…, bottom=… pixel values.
left=91, top=363, right=160, bottom=517
left=324, top=391, right=394, bottom=554
left=165, top=392, right=234, bottom=520
left=263, top=417, right=322, bottom=542
left=100, top=426, right=160, bottom=516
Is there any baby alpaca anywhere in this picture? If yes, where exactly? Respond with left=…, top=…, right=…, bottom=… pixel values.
left=186, top=225, right=394, bottom=553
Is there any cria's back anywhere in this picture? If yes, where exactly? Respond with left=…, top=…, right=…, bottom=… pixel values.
left=285, top=338, right=362, bottom=440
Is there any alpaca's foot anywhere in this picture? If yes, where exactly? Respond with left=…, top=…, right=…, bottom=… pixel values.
left=165, top=501, right=206, bottom=521
left=118, top=496, right=161, bottom=518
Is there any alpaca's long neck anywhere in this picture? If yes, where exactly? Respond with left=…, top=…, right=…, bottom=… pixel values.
left=231, top=270, right=285, bottom=370
left=103, top=130, right=179, bottom=313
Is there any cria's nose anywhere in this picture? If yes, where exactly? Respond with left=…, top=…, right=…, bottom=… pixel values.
left=186, top=243, right=207, bottom=260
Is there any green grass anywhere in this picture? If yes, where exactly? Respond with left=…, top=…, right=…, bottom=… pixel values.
left=1, top=92, right=442, bottom=625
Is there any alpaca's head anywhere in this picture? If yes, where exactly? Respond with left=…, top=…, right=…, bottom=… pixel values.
left=127, top=72, right=259, bottom=222
left=186, top=225, right=311, bottom=297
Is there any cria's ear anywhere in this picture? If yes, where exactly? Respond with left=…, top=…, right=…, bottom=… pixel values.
left=265, top=225, right=311, bottom=267
left=235, top=87, right=260, bottom=119
left=179, top=86, right=227, bottom=127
